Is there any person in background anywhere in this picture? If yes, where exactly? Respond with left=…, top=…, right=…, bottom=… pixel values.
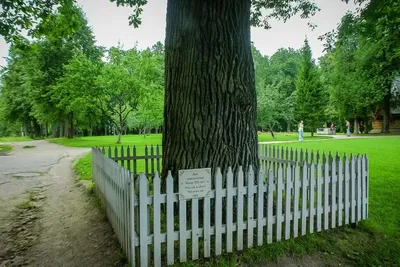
left=298, top=120, right=304, bottom=142
left=346, top=120, right=351, bottom=137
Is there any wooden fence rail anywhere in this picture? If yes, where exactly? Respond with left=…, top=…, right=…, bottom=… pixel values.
left=92, top=144, right=369, bottom=267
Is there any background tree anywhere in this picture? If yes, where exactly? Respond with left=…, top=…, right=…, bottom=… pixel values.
left=97, top=47, right=141, bottom=144
left=296, top=38, right=325, bottom=136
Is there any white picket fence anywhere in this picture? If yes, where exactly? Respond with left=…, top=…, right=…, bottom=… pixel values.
left=91, top=145, right=369, bottom=266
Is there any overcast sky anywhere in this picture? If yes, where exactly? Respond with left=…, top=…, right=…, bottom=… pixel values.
left=0, top=0, right=358, bottom=67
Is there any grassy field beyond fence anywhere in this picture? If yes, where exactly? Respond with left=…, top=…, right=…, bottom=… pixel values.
left=58, top=135, right=400, bottom=266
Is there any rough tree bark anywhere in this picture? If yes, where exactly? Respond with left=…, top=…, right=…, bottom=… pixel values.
left=162, top=0, right=258, bottom=180
left=353, top=118, right=359, bottom=135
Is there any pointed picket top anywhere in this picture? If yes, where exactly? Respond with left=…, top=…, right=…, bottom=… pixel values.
left=215, top=167, right=223, bottom=188
left=227, top=166, right=233, bottom=179
left=304, top=149, right=308, bottom=163
left=154, top=171, right=161, bottom=184
left=248, top=165, right=254, bottom=182
left=300, top=148, right=304, bottom=162
left=285, top=147, right=289, bottom=160
left=166, top=170, right=174, bottom=193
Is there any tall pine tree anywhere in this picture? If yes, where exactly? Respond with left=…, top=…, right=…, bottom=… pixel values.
left=296, top=39, right=325, bottom=136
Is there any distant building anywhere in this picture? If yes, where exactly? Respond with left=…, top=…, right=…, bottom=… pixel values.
left=370, top=78, right=400, bottom=133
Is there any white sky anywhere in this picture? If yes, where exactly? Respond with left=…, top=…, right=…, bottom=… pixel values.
left=0, top=0, right=358, bottom=68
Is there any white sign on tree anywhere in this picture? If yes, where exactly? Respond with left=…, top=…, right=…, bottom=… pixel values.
left=179, top=168, right=212, bottom=200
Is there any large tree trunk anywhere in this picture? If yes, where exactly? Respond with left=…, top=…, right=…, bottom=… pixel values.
left=382, top=93, right=390, bottom=133
left=353, top=118, right=359, bottom=135
left=163, top=0, right=258, bottom=180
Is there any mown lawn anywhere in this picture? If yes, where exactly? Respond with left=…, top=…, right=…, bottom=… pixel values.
left=49, top=132, right=331, bottom=148
left=0, top=136, right=32, bottom=142
left=61, top=135, right=400, bottom=266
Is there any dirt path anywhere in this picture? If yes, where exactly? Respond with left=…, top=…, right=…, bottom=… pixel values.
left=0, top=141, right=123, bottom=267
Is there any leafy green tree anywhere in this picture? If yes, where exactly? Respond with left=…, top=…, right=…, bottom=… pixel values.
left=97, top=47, right=141, bottom=144
left=0, top=0, right=79, bottom=43
left=52, top=52, right=103, bottom=134
left=296, top=38, right=325, bottom=136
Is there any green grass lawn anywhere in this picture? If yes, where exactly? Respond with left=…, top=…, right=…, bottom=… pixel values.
left=0, top=136, right=32, bottom=142
left=49, top=132, right=331, bottom=148
left=0, top=145, right=12, bottom=153
left=59, top=134, right=399, bottom=266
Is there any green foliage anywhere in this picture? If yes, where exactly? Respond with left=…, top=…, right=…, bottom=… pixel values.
left=295, top=39, right=326, bottom=134
left=0, top=0, right=80, bottom=43
left=0, top=145, right=12, bottom=153
left=112, top=0, right=320, bottom=30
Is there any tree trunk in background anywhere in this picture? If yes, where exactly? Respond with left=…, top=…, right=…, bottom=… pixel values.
left=353, top=118, right=359, bottom=135
left=59, top=123, right=64, bottom=138
left=382, top=93, right=390, bottom=133
left=45, top=123, right=48, bottom=138
left=163, top=0, right=258, bottom=181
left=287, top=121, right=291, bottom=132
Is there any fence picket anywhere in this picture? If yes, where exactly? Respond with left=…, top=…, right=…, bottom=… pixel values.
left=133, top=146, right=137, bottom=176
left=267, top=169, right=274, bottom=244
left=316, top=159, right=322, bottom=232
left=337, top=156, right=343, bottom=226
left=247, top=166, right=255, bottom=248
left=145, top=146, right=149, bottom=175
left=344, top=154, right=350, bottom=225
left=138, top=173, right=149, bottom=267
left=203, top=185, right=211, bottom=258
left=129, top=171, right=135, bottom=266
left=226, top=167, right=234, bottom=252
left=293, top=164, right=300, bottom=237
left=153, top=172, right=161, bottom=267
left=179, top=187, right=187, bottom=262
left=215, top=168, right=223, bottom=255
left=191, top=197, right=199, bottom=260
left=324, top=159, right=330, bottom=230
left=121, top=146, right=125, bottom=168
left=285, top=164, right=292, bottom=240
left=156, top=145, right=161, bottom=173
left=357, top=156, right=362, bottom=222
left=331, top=157, right=337, bottom=228
left=166, top=172, right=174, bottom=264
left=361, top=155, right=367, bottom=220
left=276, top=164, right=283, bottom=241
left=301, top=162, right=308, bottom=236
left=309, top=162, right=315, bottom=234
left=257, top=168, right=264, bottom=246
left=150, top=146, right=155, bottom=175
left=127, top=146, right=131, bottom=172
left=350, top=155, right=356, bottom=223
left=236, top=166, right=245, bottom=250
